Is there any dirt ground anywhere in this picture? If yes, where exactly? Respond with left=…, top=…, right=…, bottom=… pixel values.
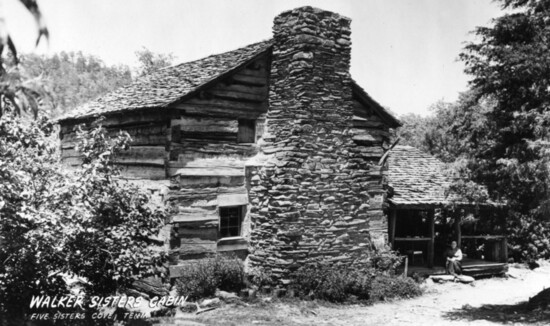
left=156, top=262, right=550, bottom=326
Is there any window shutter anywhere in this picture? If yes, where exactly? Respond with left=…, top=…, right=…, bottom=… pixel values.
left=238, top=119, right=255, bottom=143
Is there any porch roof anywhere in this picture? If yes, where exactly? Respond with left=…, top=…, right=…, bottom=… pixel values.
left=386, top=146, right=497, bottom=209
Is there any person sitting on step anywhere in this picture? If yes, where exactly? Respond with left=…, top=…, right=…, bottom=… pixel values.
left=445, top=240, right=463, bottom=276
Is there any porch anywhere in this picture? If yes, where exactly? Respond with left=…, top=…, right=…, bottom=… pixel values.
left=389, top=206, right=508, bottom=278
left=385, top=145, right=508, bottom=277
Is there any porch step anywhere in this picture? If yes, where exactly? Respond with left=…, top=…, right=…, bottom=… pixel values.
left=403, top=262, right=508, bottom=278
left=463, top=263, right=508, bottom=277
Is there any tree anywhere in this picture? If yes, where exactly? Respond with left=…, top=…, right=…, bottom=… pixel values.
left=459, top=0, right=550, bottom=260
left=395, top=91, right=494, bottom=164
left=0, top=3, right=168, bottom=323
left=20, top=52, right=132, bottom=117
left=135, top=47, right=174, bottom=77
left=394, top=112, right=431, bottom=151
left=0, top=114, right=167, bottom=323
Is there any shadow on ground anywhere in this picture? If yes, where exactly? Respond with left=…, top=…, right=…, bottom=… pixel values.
left=443, top=302, right=550, bottom=324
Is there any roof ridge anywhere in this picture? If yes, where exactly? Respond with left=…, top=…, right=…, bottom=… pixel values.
left=164, top=39, right=273, bottom=71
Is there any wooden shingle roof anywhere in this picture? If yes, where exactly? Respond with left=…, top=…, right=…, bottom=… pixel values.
left=57, top=39, right=400, bottom=126
left=387, top=145, right=456, bottom=208
left=58, top=40, right=273, bottom=121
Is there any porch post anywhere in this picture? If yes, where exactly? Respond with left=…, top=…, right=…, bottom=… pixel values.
left=502, top=237, right=508, bottom=262
left=389, top=209, right=397, bottom=249
left=455, top=213, right=462, bottom=248
left=428, top=209, right=435, bottom=268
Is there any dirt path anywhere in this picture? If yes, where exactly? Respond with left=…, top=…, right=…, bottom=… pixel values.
left=159, top=263, right=550, bottom=326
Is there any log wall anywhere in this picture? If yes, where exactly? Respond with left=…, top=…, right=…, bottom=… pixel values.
left=59, top=111, right=170, bottom=180
left=164, top=55, right=269, bottom=264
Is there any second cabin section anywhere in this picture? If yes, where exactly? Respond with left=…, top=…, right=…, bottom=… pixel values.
left=386, top=146, right=508, bottom=277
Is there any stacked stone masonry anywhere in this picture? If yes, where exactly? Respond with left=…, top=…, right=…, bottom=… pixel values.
left=246, top=7, right=390, bottom=282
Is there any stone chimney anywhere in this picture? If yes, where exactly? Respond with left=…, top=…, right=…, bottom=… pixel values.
left=246, top=7, right=381, bottom=282
left=267, top=6, right=353, bottom=140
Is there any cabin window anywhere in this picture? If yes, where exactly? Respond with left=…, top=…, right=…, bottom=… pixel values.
left=238, top=119, right=256, bottom=143
left=219, top=206, right=244, bottom=238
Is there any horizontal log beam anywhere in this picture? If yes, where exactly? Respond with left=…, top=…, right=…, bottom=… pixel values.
left=183, top=97, right=266, bottom=111
left=207, top=89, right=267, bottom=102
left=172, top=117, right=238, bottom=133
left=229, top=73, right=268, bottom=86
left=212, top=82, right=267, bottom=96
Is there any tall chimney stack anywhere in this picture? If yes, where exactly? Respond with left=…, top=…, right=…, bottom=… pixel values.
left=247, top=7, right=378, bottom=282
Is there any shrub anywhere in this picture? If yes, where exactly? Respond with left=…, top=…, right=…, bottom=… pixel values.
left=290, top=263, right=375, bottom=303
left=289, top=251, right=421, bottom=303
left=507, top=213, right=550, bottom=261
left=291, top=263, right=352, bottom=302
left=370, top=251, right=403, bottom=274
left=248, top=267, right=274, bottom=288
left=175, top=254, right=245, bottom=300
left=368, top=274, right=423, bottom=303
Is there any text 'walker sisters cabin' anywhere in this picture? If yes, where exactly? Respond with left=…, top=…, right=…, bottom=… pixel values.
left=57, top=6, right=505, bottom=280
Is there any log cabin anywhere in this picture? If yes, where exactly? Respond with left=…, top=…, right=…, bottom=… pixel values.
left=57, top=6, right=407, bottom=281
left=386, top=146, right=508, bottom=277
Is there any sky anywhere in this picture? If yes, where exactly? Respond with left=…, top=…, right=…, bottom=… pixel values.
left=3, top=0, right=504, bottom=116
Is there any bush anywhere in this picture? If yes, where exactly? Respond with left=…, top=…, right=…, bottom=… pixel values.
left=507, top=213, right=550, bottom=261
left=289, top=251, right=422, bottom=303
left=290, top=263, right=374, bottom=303
left=248, top=267, right=274, bottom=288
left=175, top=254, right=245, bottom=300
left=368, top=274, right=423, bottom=303
left=370, top=251, right=403, bottom=274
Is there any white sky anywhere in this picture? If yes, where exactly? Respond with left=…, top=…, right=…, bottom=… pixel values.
left=3, top=0, right=503, bottom=116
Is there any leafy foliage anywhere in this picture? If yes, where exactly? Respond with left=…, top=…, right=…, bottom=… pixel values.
left=174, top=254, right=246, bottom=300
left=368, top=275, right=423, bottom=302
left=289, top=251, right=421, bottom=303
left=291, top=263, right=372, bottom=302
left=20, top=52, right=132, bottom=117
left=0, top=0, right=49, bottom=118
left=401, top=0, right=550, bottom=261
left=456, top=0, right=550, bottom=260
left=0, top=114, right=67, bottom=324
left=459, top=0, right=550, bottom=218
left=65, top=122, right=167, bottom=296
left=0, top=0, right=47, bottom=62
left=135, top=47, right=175, bottom=77
left=396, top=91, right=496, bottom=164
left=247, top=266, right=274, bottom=288
left=0, top=113, right=167, bottom=323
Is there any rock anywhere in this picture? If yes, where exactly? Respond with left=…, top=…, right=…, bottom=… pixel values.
left=456, top=275, right=475, bottom=284
left=132, top=276, right=169, bottom=297
left=292, top=52, right=314, bottom=60
left=430, top=275, right=455, bottom=283
left=215, top=289, right=239, bottom=300
left=125, top=288, right=150, bottom=300
left=200, top=298, right=220, bottom=308
left=528, top=260, right=540, bottom=270
left=507, top=268, right=523, bottom=279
